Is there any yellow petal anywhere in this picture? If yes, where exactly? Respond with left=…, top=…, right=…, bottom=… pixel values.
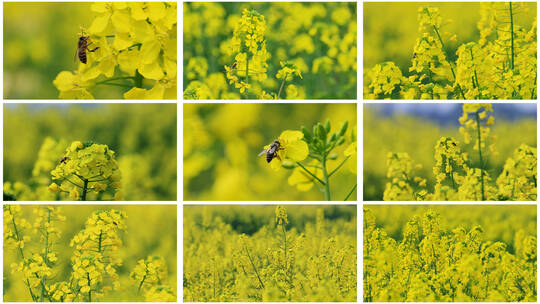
left=164, top=58, right=177, bottom=78
left=88, top=15, right=110, bottom=34
left=117, top=49, right=139, bottom=75
left=91, top=3, right=108, bottom=13
left=344, top=142, right=356, bottom=156
left=59, top=89, right=94, bottom=100
left=288, top=168, right=314, bottom=191
left=163, top=38, right=177, bottom=60
left=270, top=158, right=282, bottom=171
left=285, top=140, right=309, bottom=162
left=163, top=84, right=177, bottom=99
left=53, top=71, right=76, bottom=91
left=113, top=33, right=134, bottom=50
left=97, top=57, right=116, bottom=77
left=123, top=87, right=147, bottom=99
left=81, top=66, right=101, bottom=81
left=139, top=61, right=164, bottom=80
left=146, top=84, right=165, bottom=99
left=147, top=2, right=166, bottom=22
left=131, top=20, right=154, bottom=42
left=112, top=2, right=127, bottom=10
left=128, top=3, right=147, bottom=20
left=280, top=130, right=304, bottom=142
left=111, top=9, right=131, bottom=32
left=140, top=39, right=161, bottom=64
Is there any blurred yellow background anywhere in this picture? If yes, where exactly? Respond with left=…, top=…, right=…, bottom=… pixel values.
left=184, top=103, right=357, bottom=201
left=3, top=204, right=177, bottom=302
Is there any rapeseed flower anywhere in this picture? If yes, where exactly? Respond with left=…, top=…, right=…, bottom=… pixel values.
left=263, top=130, right=308, bottom=171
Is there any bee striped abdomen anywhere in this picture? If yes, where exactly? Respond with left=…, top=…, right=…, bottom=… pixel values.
left=78, top=50, right=87, bottom=64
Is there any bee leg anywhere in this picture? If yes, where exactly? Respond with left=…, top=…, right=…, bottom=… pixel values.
left=88, top=47, right=99, bottom=52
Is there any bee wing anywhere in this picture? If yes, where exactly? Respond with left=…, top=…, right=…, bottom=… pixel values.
left=74, top=48, right=79, bottom=63
left=258, top=149, right=268, bottom=157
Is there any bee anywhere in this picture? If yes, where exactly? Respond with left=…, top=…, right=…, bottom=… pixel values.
left=231, top=62, right=238, bottom=69
left=258, top=140, right=283, bottom=163
left=75, top=35, right=99, bottom=64
left=412, top=52, right=417, bottom=59
left=112, top=221, right=118, bottom=226
left=59, top=156, right=69, bottom=164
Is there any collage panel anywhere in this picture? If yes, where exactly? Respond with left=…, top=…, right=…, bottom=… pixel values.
left=183, top=1, right=357, bottom=100
left=363, top=1, right=537, bottom=100
left=3, top=2, right=177, bottom=100
left=3, top=103, right=177, bottom=201
left=363, top=204, right=537, bottom=302
left=3, top=204, right=177, bottom=301
left=183, top=204, right=357, bottom=302
left=183, top=103, right=357, bottom=201
left=363, top=103, right=537, bottom=201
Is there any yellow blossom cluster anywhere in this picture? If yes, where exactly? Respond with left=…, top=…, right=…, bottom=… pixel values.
left=184, top=2, right=357, bottom=99
left=364, top=206, right=537, bottom=302
left=364, top=3, right=536, bottom=99
left=53, top=2, right=177, bottom=99
left=49, top=141, right=122, bottom=201
left=381, top=104, right=536, bottom=201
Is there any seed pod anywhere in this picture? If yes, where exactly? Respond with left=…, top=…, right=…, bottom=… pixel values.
left=338, top=121, right=349, bottom=136
left=301, top=126, right=313, bottom=142
left=324, top=119, right=331, bottom=133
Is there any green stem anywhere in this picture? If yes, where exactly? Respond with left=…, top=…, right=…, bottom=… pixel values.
left=242, top=240, right=264, bottom=289
left=281, top=224, right=287, bottom=271
left=40, top=208, right=51, bottom=302
left=329, top=156, right=350, bottom=177
left=95, top=82, right=133, bottom=88
left=296, top=162, right=326, bottom=185
left=87, top=273, right=92, bottom=302
left=95, top=76, right=136, bottom=87
left=244, top=55, right=249, bottom=99
left=509, top=2, right=515, bottom=70
left=322, top=155, right=331, bottom=201
left=344, top=184, right=357, bottom=201
left=531, top=74, right=536, bottom=99
left=137, top=274, right=147, bottom=293
left=8, top=206, right=37, bottom=301
left=98, top=230, right=103, bottom=252
left=277, top=75, right=287, bottom=99
left=81, top=179, right=88, bottom=201
left=426, top=10, right=466, bottom=99
left=134, top=70, right=143, bottom=88
left=469, top=49, right=481, bottom=98
left=474, top=112, right=486, bottom=201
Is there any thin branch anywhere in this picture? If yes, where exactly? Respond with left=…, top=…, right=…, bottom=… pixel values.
left=296, top=162, right=326, bottom=185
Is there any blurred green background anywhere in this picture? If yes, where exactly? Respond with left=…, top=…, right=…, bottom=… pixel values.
left=4, top=104, right=177, bottom=200
left=3, top=204, right=177, bottom=302
left=184, top=103, right=357, bottom=201
left=184, top=204, right=357, bottom=235
left=3, top=2, right=127, bottom=99
left=363, top=2, right=537, bottom=74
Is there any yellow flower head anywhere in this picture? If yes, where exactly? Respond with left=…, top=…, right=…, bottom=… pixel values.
left=263, top=130, right=309, bottom=171
left=50, top=141, right=121, bottom=200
